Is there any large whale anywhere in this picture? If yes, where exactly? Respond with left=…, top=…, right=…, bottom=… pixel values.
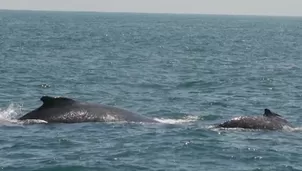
left=216, top=109, right=292, bottom=130
left=19, top=96, right=158, bottom=123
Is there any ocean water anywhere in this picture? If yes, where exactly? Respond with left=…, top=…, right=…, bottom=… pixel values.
left=1, top=10, right=302, bottom=171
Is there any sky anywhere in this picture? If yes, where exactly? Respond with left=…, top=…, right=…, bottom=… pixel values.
left=1, top=0, right=302, bottom=16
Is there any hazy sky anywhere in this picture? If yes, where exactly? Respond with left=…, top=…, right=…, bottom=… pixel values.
left=1, top=0, right=302, bottom=16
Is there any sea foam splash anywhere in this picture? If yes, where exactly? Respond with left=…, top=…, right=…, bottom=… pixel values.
left=0, top=103, right=22, bottom=120
left=154, top=115, right=199, bottom=124
left=282, top=125, right=302, bottom=132
left=0, top=103, right=47, bottom=125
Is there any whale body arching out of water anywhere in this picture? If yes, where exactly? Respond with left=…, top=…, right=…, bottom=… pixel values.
left=17, top=96, right=293, bottom=130
left=216, top=109, right=292, bottom=130
left=19, top=96, right=158, bottom=123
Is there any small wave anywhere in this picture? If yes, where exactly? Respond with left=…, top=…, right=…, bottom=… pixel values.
left=154, top=115, right=199, bottom=124
left=208, top=125, right=302, bottom=133
left=201, top=114, right=223, bottom=121
left=282, top=126, right=302, bottom=132
left=176, top=80, right=206, bottom=88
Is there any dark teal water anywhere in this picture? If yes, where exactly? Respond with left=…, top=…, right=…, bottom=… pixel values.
left=1, top=10, right=302, bottom=171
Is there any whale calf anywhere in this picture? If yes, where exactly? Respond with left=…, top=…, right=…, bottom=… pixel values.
left=216, top=109, right=291, bottom=130
left=19, top=96, right=158, bottom=123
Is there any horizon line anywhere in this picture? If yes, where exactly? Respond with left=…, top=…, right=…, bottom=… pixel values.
left=1, top=8, right=302, bottom=18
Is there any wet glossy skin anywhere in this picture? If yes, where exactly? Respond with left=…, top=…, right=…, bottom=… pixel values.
left=19, top=96, right=158, bottom=123
left=217, top=109, right=291, bottom=130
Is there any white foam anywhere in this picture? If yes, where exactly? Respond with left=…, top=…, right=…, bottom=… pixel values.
left=21, top=119, right=48, bottom=124
left=154, top=115, right=199, bottom=124
left=0, top=103, right=48, bottom=126
left=0, top=103, right=23, bottom=120
left=282, top=125, right=302, bottom=132
left=0, top=103, right=22, bottom=125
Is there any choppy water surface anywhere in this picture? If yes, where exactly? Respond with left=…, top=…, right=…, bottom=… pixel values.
left=1, top=10, right=302, bottom=171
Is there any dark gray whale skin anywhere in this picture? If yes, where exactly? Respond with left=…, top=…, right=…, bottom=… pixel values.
left=19, top=96, right=158, bottom=123
left=216, top=109, right=291, bottom=130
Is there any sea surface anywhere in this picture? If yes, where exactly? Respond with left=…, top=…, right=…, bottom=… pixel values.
left=1, top=10, right=302, bottom=171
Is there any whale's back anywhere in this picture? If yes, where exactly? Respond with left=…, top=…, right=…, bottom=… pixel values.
left=19, top=96, right=157, bottom=123
left=218, top=116, right=287, bottom=130
left=217, top=109, right=290, bottom=130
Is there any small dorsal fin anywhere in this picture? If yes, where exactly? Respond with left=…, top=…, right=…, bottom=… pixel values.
left=263, top=108, right=282, bottom=117
left=40, top=96, right=75, bottom=107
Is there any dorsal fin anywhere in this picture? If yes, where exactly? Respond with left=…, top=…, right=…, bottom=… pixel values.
left=40, top=96, right=75, bottom=108
left=263, top=108, right=282, bottom=117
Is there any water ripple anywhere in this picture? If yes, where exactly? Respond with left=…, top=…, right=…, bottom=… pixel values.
left=1, top=11, right=302, bottom=171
